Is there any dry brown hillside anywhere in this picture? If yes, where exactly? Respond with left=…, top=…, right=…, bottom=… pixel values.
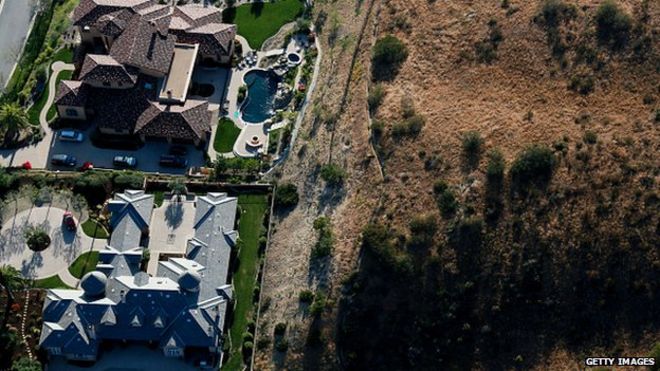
left=255, top=0, right=659, bottom=370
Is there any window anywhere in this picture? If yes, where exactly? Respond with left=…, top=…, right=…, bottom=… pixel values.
left=65, top=108, right=78, bottom=117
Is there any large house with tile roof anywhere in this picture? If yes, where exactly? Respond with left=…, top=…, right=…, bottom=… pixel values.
left=39, top=190, right=239, bottom=368
left=55, top=0, right=236, bottom=146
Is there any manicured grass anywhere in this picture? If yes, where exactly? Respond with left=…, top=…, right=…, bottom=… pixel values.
left=222, top=194, right=269, bottom=371
left=81, top=219, right=110, bottom=239
left=223, top=0, right=305, bottom=49
left=154, top=191, right=164, bottom=207
left=34, top=275, right=71, bottom=289
left=68, top=251, right=100, bottom=279
left=214, top=118, right=241, bottom=153
left=28, top=65, right=73, bottom=125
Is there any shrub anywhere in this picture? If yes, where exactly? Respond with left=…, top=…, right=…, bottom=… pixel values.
left=407, top=214, right=437, bottom=250
left=274, top=322, right=287, bottom=336
left=237, top=85, right=247, bottom=102
left=486, top=149, right=506, bottom=181
left=372, top=35, right=408, bottom=81
left=113, top=172, right=144, bottom=191
left=256, top=337, right=271, bottom=350
left=392, top=115, right=425, bottom=138
left=312, top=216, right=333, bottom=258
left=320, top=164, right=346, bottom=186
left=569, top=75, right=595, bottom=95
left=242, top=341, right=253, bottom=356
left=25, top=227, right=50, bottom=252
left=436, top=188, right=458, bottom=217
left=274, top=339, right=289, bottom=352
left=595, top=0, right=632, bottom=50
left=274, top=183, right=299, bottom=208
left=583, top=130, right=598, bottom=144
left=401, top=97, right=415, bottom=118
left=368, top=84, right=385, bottom=113
left=243, top=332, right=254, bottom=342
left=474, top=41, right=497, bottom=63
left=310, top=291, right=327, bottom=316
left=462, top=131, right=483, bottom=167
left=299, top=290, right=314, bottom=303
left=510, top=145, right=556, bottom=187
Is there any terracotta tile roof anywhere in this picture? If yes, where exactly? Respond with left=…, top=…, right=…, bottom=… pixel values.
left=173, top=4, right=222, bottom=27
left=110, top=15, right=176, bottom=76
left=79, top=54, right=138, bottom=86
left=172, top=23, right=236, bottom=57
left=135, top=99, right=211, bottom=141
left=87, top=77, right=158, bottom=132
left=73, top=0, right=153, bottom=27
left=54, top=80, right=89, bottom=107
left=95, top=9, right=132, bottom=38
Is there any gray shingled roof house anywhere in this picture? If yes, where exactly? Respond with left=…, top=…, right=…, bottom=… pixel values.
left=55, top=0, right=236, bottom=146
left=39, top=191, right=239, bottom=368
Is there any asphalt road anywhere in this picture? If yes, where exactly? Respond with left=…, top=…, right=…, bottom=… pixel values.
left=0, top=0, right=36, bottom=89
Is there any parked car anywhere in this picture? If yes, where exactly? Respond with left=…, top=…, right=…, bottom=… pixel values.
left=51, top=154, right=77, bottom=167
left=159, top=154, right=188, bottom=168
left=58, top=130, right=84, bottom=142
left=168, top=145, right=188, bottom=156
left=113, top=155, right=137, bottom=169
left=79, top=162, right=94, bottom=172
left=62, top=211, right=76, bottom=231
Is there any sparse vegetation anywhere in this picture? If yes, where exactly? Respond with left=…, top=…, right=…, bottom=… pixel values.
left=433, top=181, right=458, bottom=217
left=312, top=216, right=333, bottom=258
left=368, top=84, right=385, bottom=113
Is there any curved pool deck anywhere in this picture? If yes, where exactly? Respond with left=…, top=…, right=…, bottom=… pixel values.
left=239, top=68, right=282, bottom=124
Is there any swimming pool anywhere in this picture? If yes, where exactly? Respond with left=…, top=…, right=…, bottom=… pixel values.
left=241, top=69, right=282, bottom=124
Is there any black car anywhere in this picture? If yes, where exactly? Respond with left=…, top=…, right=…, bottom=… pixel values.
left=51, top=154, right=77, bottom=167
left=159, top=154, right=188, bottom=168
left=168, top=145, right=188, bottom=156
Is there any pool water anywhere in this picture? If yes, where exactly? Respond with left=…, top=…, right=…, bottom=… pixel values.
left=241, top=70, right=282, bottom=123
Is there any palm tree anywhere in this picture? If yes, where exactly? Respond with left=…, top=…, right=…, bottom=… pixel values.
left=0, top=265, right=26, bottom=330
left=0, top=103, right=29, bottom=143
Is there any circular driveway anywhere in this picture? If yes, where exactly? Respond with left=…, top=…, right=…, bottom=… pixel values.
left=0, top=205, right=93, bottom=279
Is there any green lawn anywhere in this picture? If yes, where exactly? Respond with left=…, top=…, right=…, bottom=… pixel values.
left=81, top=219, right=110, bottom=239
left=222, top=194, right=269, bottom=371
left=224, top=0, right=305, bottom=49
left=214, top=118, right=241, bottom=153
left=68, top=251, right=100, bottom=279
left=34, top=275, right=71, bottom=289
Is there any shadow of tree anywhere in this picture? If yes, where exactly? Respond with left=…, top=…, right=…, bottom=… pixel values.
left=165, top=202, right=184, bottom=228
left=250, top=2, right=264, bottom=17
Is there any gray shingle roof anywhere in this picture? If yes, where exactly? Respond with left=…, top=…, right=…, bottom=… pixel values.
left=39, top=192, right=238, bottom=364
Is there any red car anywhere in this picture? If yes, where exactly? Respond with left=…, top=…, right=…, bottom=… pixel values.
left=62, top=212, right=76, bottom=231
left=79, top=162, right=94, bottom=172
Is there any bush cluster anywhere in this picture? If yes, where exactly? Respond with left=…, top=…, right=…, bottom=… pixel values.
left=274, top=183, right=299, bottom=209
left=595, top=0, right=632, bottom=50
left=312, top=216, right=333, bottom=258
left=372, top=35, right=408, bottom=81
left=510, top=145, right=556, bottom=187
left=433, top=181, right=458, bottom=217
left=320, top=164, right=346, bottom=186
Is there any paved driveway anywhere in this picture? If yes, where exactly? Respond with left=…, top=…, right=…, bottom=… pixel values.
left=0, top=0, right=36, bottom=89
left=47, top=127, right=207, bottom=174
left=0, top=205, right=93, bottom=280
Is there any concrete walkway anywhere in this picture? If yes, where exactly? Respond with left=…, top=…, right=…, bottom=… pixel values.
left=0, top=61, right=75, bottom=169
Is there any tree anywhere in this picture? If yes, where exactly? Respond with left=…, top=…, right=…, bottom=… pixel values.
left=0, top=103, right=29, bottom=142
left=372, top=35, right=408, bottom=81
left=0, top=266, right=26, bottom=331
left=167, top=179, right=187, bottom=201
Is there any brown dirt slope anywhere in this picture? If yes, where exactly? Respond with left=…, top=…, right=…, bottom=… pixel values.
left=255, top=0, right=659, bottom=370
